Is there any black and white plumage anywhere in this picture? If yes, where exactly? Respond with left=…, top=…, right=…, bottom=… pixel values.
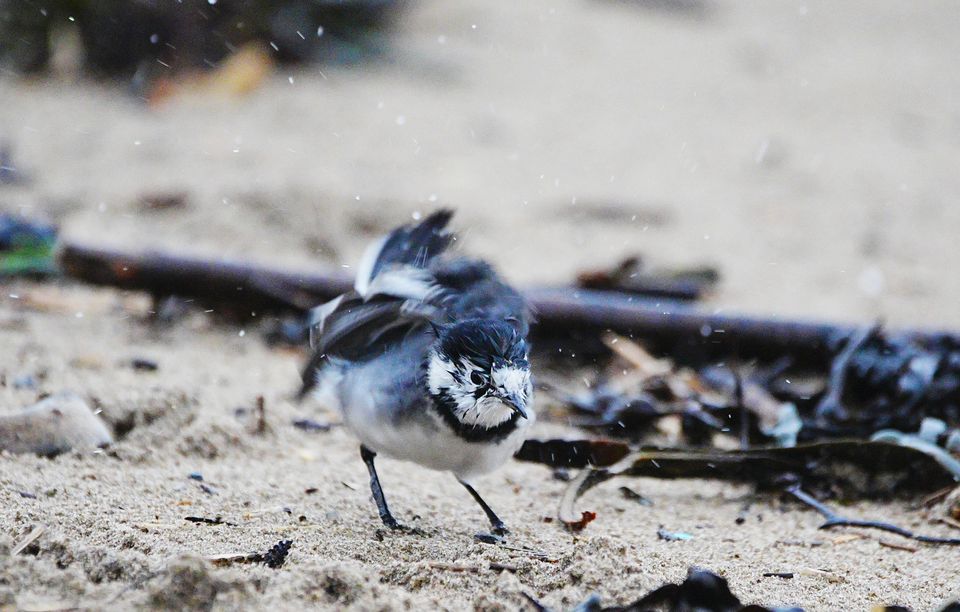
left=300, top=210, right=534, bottom=535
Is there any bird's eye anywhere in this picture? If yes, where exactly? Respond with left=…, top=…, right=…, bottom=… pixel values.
left=469, top=371, right=485, bottom=386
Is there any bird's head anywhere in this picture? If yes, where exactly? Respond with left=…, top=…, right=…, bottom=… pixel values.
left=426, top=319, right=533, bottom=430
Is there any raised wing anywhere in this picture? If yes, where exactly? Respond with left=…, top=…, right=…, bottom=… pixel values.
left=299, top=210, right=531, bottom=398
left=354, top=209, right=453, bottom=296
left=299, top=211, right=454, bottom=397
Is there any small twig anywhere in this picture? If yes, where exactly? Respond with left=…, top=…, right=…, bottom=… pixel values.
left=135, top=522, right=180, bottom=530
left=428, top=562, right=479, bottom=573
left=12, top=525, right=45, bottom=555
left=916, top=485, right=956, bottom=508
left=814, top=325, right=876, bottom=423
left=488, top=562, right=518, bottom=573
left=559, top=468, right=613, bottom=531
left=576, top=257, right=717, bottom=301
left=521, top=592, right=550, bottom=612
left=619, top=486, right=654, bottom=507
left=184, top=516, right=236, bottom=526
left=292, top=418, right=331, bottom=432
left=601, top=332, right=672, bottom=377
left=475, top=539, right=555, bottom=561
left=937, top=517, right=960, bottom=531
left=252, top=395, right=268, bottom=435
left=762, top=572, right=794, bottom=579
left=879, top=538, right=919, bottom=552
left=734, top=373, right=748, bottom=449
left=786, top=486, right=960, bottom=545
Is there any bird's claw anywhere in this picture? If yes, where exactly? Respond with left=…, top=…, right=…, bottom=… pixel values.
left=381, top=516, right=402, bottom=530
left=474, top=522, right=509, bottom=543
left=474, top=532, right=507, bottom=545
left=377, top=518, right=426, bottom=537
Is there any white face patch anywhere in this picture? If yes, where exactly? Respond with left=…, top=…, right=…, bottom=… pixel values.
left=426, top=351, right=530, bottom=429
left=491, top=365, right=530, bottom=401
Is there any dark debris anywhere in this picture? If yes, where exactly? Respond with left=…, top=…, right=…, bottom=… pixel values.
left=255, top=539, right=293, bottom=569
left=523, top=568, right=796, bottom=612
left=184, top=516, right=235, bottom=526
left=131, top=358, right=159, bottom=371
left=292, top=418, right=332, bottom=432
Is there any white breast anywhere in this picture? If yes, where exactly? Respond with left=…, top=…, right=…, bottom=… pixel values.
left=313, top=365, right=533, bottom=482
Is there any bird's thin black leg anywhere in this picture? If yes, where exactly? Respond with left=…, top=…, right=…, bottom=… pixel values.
left=459, top=480, right=509, bottom=536
left=360, top=445, right=401, bottom=530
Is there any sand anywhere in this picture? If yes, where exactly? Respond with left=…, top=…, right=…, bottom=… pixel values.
left=2, top=0, right=960, bottom=609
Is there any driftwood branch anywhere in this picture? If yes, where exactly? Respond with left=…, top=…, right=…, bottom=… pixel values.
left=516, top=438, right=959, bottom=497
left=58, top=243, right=957, bottom=363
left=59, top=243, right=353, bottom=314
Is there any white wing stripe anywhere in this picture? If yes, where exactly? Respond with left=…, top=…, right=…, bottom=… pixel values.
left=307, top=294, right=345, bottom=348
left=363, top=268, right=437, bottom=302
left=354, top=234, right=389, bottom=296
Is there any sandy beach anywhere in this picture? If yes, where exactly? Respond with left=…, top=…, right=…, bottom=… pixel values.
left=2, top=0, right=960, bottom=609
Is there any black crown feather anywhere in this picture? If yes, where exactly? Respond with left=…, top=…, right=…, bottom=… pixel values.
left=438, top=319, right=527, bottom=369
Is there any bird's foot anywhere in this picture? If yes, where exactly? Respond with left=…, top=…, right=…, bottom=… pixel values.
left=474, top=532, right=507, bottom=545
left=375, top=525, right=427, bottom=539
left=381, top=514, right=402, bottom=530
left=474, top=521, right=509, bottom=543
left=376, top=516, right=426, bottom=537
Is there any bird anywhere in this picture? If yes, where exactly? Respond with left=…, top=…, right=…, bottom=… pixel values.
left=299, top=210, right=534, bottom=536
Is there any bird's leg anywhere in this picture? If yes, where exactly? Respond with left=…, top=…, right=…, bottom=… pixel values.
left=459, top=480, right=509, bottom=536
left=360, top=445, right=402, bottom=530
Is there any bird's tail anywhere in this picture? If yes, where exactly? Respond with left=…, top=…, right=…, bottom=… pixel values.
left=353, top=209, right=454, bottom=296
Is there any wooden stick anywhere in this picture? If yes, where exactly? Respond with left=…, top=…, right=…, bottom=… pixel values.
left=58, top=243, right=353, bottom=314
left=58, top=243, right=958, bottom=362
left=526, top=286, right=850, bottom=361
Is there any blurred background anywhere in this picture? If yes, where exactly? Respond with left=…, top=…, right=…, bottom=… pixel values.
left=3, top=0, right=960, bottom=327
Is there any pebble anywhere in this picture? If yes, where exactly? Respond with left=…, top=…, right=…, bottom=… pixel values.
left=0, top=393, right=113, bottom=456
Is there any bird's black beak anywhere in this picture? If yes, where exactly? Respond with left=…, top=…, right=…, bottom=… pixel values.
left=502, top=393, right=528, bottom=420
